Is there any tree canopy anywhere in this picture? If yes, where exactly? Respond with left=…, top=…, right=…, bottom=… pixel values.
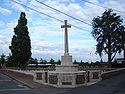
left=0, top=54, right=6, bottom=67
left=91, top=9, right=123, bottom=63
left=9, top=12, right=31, bottom=69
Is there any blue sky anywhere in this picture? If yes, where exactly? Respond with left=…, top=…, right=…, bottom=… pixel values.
left=0, top=0, right=125, bottom=62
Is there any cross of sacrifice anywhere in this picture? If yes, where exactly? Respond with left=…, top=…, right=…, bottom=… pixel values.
left=61, top=20, right=71, bottom=56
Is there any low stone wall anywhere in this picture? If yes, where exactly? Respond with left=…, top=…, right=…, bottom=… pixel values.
left=33, top=70, right=102, bottom=87
left=2, top=68, right=121, bottom=88
left=87, top=70, right=101, bottom=82
left=0, top=69, right=33, bottom=80
left=7, top=67, right=55, bottom=71
left=0, top=69, right=47, bottom=88
left=101, top=68, right=125, bottom=80
left=33, top=71, right=48, bottom=84
left=47, top=71, right=87, bottom=88
left=79, top=68, right=116, bottom=72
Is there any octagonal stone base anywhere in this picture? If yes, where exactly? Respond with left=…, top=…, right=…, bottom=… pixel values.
left=48, top=71, right=87, bottom=88
left=55, top=55, right=78, bottom=72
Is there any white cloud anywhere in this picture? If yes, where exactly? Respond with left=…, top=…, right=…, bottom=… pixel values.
left=19, top=0, right=27, bottom=4
left=0, top=20, right=18, bottom=36
left=29, top=25, right=63, bottom=40
left=11, top=1, right=26, bottom=12
left=31, top=39, right=63, bottom=60
left=0, top=22, right=5, bottom=27
left=1, top=0, right=125, bottom=62
left=103, top=0, right=125, bottom=18
left=6, top=20, right=18, bottom=28
left=0, top=35, right=11, bottom=55
left=32, top=40, right=62, bottom=53
left=0, top=7, right=11, bottom=15
left=26, top=0, right=101, bottom=31
left=69, top=46, right=99, bottom=62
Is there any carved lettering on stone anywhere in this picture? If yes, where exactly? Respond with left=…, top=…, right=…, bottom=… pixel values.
left=36, top=73, right=42, bottom=80
left=61, top=74, right=73, bottom=82
left=76, top=75, right=85, bottom=84
left=49, top=75, right=58, bottom=84
left=92, top=72, right=99, bottom=79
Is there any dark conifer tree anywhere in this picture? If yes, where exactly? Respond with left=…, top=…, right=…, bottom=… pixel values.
left=9, top=12, right=31, bottom=69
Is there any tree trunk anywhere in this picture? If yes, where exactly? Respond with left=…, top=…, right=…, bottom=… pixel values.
left=108, top=51, right=112, bottom=65
left=108, top=34, right=112, bottom=67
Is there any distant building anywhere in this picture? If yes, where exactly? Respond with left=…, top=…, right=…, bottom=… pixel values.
left=27, top=64, right=53, bottom=68
left=116, top=58, right=124, bottom=63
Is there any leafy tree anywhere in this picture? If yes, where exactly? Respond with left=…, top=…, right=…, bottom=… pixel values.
left=34, top=58, right=38, bottom=67
left=40, top=58, right=44, bottom=63
left=116, top=25, right=125, bottom=63
left=120, top=26, right=125, bottom=63
left=73, top=59, right=77, bottom=64
left=6, top=54, right=15, bottom=67
left=57, top=59, right=61, bottom=64
left=0, top=54, right=6, bottom=68
left=28, top=57, right=35, bottom=64
left=0, top=54, right=5, bottom=63
left=91, top=9, right=123, bottom=63
left=43, top=60, right=47, bottom=63
left=34, top=58, right=38, bottom=64
left=80, top=60, right=83, bottom=63
left=49, top=58, right=55, bottom=64
left=28, top=58, right=38, bottom=67
left=9, top=12, right=31, bottom=69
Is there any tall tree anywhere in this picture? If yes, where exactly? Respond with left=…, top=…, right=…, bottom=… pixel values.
left=0, top=54, right=6, bottom=68
left=121, top=26, right=125, bottom=63
left=49, top=58, right=55, bottom=64
left=6, top=54, right=14, bottom=67
left=91, top=9, right=123, bottom=63
left=116, top=25, right=125, bottom=63
left=57, top=59, right=61, bottom=64
left=9, top=12, right=31, bottom=69
left=40, top=58, right=44, bottom=63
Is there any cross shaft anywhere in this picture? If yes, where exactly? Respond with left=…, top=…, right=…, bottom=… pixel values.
left=61, top=20, right=71, bottom=56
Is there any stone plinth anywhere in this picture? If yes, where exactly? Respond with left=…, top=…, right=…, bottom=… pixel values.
left=48, top=71, right=87, bottom=88
left=48, top=54, right=82, bottom=88
left=55, top=65, right=78, bottom=72
left=61, top=55, right=72, bottom=65
left=55, top=55, right=78, bottom=72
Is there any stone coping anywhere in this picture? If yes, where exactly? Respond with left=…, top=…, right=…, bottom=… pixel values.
left=48, top=71, right=86, bottom=73
left=101, top=68, right=125, bottom=80
left=6, top=69, right=34, bottom=75
left=5, top=69, right=86, bottom=74
left=32, top=71, right=48, bottom=72
left=56, top=65, right=78, bottom=67
left=102, top=68, right=125, bottom=74
left=80, top=68, right=116, bottom=70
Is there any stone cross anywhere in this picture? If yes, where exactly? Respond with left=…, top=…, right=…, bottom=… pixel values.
left=61, top=20, right=71, bottom=56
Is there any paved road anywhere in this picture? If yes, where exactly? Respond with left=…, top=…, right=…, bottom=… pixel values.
left=0, top=73, right=125, bottom=94
left=0, top=73, right=29, bottom=91
left=63, top=73, right=125, bottom=94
